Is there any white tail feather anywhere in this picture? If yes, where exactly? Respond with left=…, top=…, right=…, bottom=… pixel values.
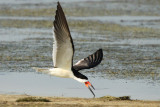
left=32, top=67, right=50, bottom=74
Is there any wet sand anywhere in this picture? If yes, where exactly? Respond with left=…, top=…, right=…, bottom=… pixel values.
left=0, top=94, right=160, bottom=107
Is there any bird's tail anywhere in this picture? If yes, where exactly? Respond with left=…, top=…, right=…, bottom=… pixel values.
left=32, top=67, right=50, bottom=74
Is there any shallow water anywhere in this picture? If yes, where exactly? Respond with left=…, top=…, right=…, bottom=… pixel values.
left=0, top=28, right=51, bottom=41
left=0, top=71, right=160, bottom=100
left=0, top=0, right=101, bottom=4
left=1, top=16, right=160, bottom=29
left=70, top=16, right=160, bottom=29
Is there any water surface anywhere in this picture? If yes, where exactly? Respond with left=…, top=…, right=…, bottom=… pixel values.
left=0, top=71, right=159, bottom=100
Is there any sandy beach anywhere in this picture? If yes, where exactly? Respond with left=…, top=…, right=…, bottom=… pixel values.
left=0, top=94, right=160, bottom=107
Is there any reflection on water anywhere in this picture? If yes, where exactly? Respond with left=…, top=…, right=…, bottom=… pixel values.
left=0, top=71, right=160, bottom=100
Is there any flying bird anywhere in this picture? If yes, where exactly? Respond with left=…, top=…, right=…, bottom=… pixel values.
left=33, top=2, right=103, bottom=98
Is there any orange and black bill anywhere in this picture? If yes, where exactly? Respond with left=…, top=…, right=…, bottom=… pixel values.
left=85, top=81, right=95, bottom=98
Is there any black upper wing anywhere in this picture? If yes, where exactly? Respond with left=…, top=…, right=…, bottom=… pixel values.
left=73, top=49, right=103, bottom=71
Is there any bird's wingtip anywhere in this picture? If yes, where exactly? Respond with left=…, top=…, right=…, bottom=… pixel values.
left=57, top=1, right=61, bottom=6
left=97, top=48, right=103, bottom=53
left=99, top=48, right=102, bottom=51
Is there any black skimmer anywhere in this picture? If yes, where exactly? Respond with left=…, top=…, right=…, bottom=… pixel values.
left=34, top=2, right=103, bottom=98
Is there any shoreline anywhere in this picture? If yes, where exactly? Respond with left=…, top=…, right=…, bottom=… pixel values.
left=0, top=94, right=160, bottom=107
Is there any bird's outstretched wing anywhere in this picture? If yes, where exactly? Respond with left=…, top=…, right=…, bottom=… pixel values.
left=73, top=49, right=103, bottom=71
left=53, top=2, right=74, bottom=70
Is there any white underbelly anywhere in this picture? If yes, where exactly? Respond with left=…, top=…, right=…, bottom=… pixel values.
left=49, top=68, right=73, bottom=78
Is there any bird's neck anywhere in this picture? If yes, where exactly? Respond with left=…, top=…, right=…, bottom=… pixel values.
left=73, top=76, right=88, bottom=83
left=72, top=68, right=88, bottom=80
